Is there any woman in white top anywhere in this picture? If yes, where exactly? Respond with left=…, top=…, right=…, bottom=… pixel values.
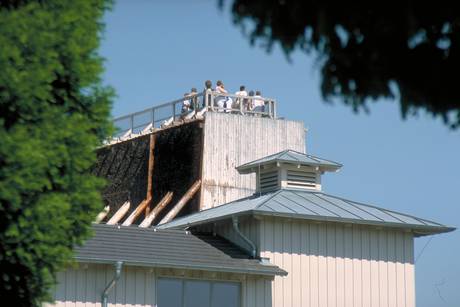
left=215, top=80, right=233, bottom=112
left=252, top=90, right=265, bottom=114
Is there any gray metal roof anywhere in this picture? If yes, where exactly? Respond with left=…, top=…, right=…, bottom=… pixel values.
left=158, top=189, right=455, bottom=236
left=75, top=224, right=286, bottom=276
left=236, top=149, right=342, bottom=174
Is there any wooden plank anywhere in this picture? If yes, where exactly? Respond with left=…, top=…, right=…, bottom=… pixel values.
left=106, top=201, right=130, bottom=225
left=139, top=192, right=173, bottom=227
left=158, top=180, right=201, bottom=225
left=145, top=134, right=156, bottom=216
left=94, top=205, right=110, bottom=223
left=122, top=198, right=151, bottom=226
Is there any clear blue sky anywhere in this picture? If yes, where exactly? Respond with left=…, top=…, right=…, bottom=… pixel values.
left=100, top=1, right=459, bottom=306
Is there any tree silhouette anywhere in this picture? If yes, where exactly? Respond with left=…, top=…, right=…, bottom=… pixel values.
left=228, top=1, right=460, bottom=128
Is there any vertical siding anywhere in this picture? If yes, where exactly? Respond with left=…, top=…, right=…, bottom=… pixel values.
left=259, top=218, right=416, bottom=307
left=201, top=113, right=305, bottom=209
left=45, top=264, right=154, bottom=307
left=243, top=277, right=272, bottom=307
left=45, top=264, right=272, bottom=307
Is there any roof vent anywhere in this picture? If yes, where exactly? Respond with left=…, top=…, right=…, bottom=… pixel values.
left=237, top=149, right=342, bottom=193
left=259, top=170, right=280, bottom=193
left=286, top=169, right=317, bottom=189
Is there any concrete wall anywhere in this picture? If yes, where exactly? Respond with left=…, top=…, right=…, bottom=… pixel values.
left=44, top=264, right=272, bottom=307
left=201, top=113, right=305, bottom=209
left=258, top=217, right=415, bottom=307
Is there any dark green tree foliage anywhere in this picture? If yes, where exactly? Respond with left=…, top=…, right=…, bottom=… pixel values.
left=0, top=1, right=112, bottom=305
left=228, top=1, right=460, bottom=128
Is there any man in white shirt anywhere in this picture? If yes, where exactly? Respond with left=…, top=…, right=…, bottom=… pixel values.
left=234, top=85, right=248, bottom=112
left=253, top=90, right=265, bottom=114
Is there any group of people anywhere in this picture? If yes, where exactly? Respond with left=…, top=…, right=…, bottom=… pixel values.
left=181, top=80, right=267, bottom=114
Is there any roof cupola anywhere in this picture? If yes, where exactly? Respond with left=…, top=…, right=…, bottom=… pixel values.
left=236, top=150, right=342, bottom=193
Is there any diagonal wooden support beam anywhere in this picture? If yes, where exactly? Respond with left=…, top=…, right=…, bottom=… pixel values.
left=94, top=205, right=110, bottom=223
left=145, top=134, right=156, bottom=216
left=158, top=180, right=201, bottom=225
left=139, top=192, right=173, bottom=228
left=122, top=198, right=151, bottom=226
left=106, top=201, right=130, bottom=225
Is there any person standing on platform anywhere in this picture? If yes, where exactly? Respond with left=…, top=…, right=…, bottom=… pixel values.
left=234, top=85, right=248, bottom=113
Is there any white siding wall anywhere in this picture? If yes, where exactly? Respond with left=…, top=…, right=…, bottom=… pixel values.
left=44, top=264, right=155, bottom=307
left=258, top=218, right=416, bottom=307
left=44, top=264, right=272, bottom=307
left=201, top=113, right=305, bottom=209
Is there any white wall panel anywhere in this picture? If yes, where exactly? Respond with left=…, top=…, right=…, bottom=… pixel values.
left=44, top=264, right=154, bottom=307
left=201, top=113, right=305, bottom=209
left=44, top=264, right=272, bottom=307
left=258, top=218, right=416, bottom=307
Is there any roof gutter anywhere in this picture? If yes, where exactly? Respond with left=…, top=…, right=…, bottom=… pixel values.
left=232, top=216, right=257, bottom=258
left=101, top=261, right=123, bottom=307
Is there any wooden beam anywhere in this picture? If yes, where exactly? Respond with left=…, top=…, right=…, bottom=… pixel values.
left=94, top=205, right=110, bottom=223
left=158, top=180, right=201, bottom=225
left=122, top=198, right=151, bottom=226
left=139, top=192, right=173, bottom=228
left=106, top=201, right=130, bottom=225
left=145, top=134, right=156, bottom=216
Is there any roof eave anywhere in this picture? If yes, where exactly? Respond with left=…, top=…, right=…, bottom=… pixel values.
left=158, top=210, right=254, bottom=230
left=74, top=257, right=286, bottom=277
left=251, top=210, right=455, bottom=236
left=236, top=160, right=341, bottom=174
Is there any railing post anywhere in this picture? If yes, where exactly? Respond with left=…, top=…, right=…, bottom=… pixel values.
left=209, top=90, right=214, bottom=112
left=204, top=91, right=208, bottom=110
left=272, top=100, right=277, bottom=118
left=267, top=100, right=272, bottom=118
left=130, top=115, right=134, bottom=132
left=151, top=108, right=155, bottom=127
left=172, top=103, right=176, bottom=121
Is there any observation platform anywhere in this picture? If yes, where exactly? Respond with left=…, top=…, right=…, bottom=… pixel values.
left=107, top=91, right=277, bottom=144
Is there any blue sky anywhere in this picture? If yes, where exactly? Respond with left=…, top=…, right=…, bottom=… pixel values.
left=100, top=1, right=460, bottom=305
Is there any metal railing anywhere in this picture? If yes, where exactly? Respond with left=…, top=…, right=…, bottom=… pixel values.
left=111, top=91, right=277, bottom=139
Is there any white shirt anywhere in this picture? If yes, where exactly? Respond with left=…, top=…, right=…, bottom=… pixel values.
left=253, top=95, right=264, bottom=107
left=235, top=90, right=248, bottom=97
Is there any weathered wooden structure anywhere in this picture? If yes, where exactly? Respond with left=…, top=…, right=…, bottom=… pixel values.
left=93, top=95, right=305, bottom=226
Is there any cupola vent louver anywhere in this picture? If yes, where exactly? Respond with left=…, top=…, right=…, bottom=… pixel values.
left=286, top=170, right=317, bottom=189
left=237, top=149, right=342, bottom=194
left=259, top=170, right=279, bottom=193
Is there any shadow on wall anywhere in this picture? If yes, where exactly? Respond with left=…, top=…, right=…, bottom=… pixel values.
left=92, top=121, right=204, bottom=225
left=197, top=217, right=415, bottom=265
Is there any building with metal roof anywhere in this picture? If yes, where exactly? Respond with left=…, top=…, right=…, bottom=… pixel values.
left=158, top=188, right=453, bottom=236
left=46, top=104, right=455, bottom=307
